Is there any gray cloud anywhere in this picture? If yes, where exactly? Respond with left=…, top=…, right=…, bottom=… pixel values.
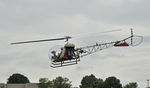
left=0, top=0, right=150, bottom=87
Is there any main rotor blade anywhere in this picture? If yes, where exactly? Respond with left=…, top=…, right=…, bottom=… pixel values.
left=74, top=29, right=122, bottom=38
left=98, top=29, right=122, bottom=34
left=11, top=36, right=71, bottom=45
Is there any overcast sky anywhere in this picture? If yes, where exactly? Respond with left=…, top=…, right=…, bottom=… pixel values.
left=0, top=0, right=150, bottom=87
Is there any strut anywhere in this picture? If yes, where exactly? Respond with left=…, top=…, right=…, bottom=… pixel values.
left=77, top=42, right=116, bottom=58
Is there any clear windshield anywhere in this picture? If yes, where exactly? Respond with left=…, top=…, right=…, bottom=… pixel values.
left=48, top=45, right=63, bottom=62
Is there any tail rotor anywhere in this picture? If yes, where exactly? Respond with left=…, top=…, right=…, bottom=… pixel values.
left=131, top=28, right=133, bottom=46
left=130, top=28, right=143, bottom=46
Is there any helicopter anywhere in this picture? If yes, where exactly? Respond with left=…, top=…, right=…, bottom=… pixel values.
left=11, top=28, right=143, bottom=68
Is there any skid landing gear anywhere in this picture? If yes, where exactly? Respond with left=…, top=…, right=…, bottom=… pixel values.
left=50, top=58, right=80, bottom=68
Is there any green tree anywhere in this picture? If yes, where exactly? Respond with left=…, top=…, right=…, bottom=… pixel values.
left=80, top=74, right=103, bottom=88
left=103, top=76, right=122, bottom=88
left=123, top=82, right=138, bottom=88
left=7, top=73, right=30, bottom=84
left=38, top=78, right=52, bottom=88
left=52, top=76, right=72, bottom=88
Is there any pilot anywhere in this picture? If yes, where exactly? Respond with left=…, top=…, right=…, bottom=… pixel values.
left=51, top=51, right=57, bottom=61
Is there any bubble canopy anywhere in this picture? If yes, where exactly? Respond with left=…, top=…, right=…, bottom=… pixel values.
left=48, top=45, right=63, bottom=62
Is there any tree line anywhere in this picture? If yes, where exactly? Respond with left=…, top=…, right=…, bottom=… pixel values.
left=7, top=73, right=138, bottom=88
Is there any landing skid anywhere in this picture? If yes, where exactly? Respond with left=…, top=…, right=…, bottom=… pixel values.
left=50, top=58, right=80, bottom=68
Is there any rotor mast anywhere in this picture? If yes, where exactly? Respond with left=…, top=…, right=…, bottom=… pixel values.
left=64, top=36, right=72, bottom=43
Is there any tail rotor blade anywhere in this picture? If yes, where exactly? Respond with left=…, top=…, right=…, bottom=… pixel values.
left=131, top=28, right=133, bottom=45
